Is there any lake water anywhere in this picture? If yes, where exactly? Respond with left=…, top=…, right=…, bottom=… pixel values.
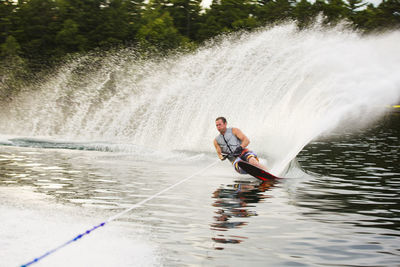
left=1, top=113, right=398, bottom=267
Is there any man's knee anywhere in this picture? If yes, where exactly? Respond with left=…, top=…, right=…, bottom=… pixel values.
left=233, top=159, right=247, bottom=174
left=241, top=150, right=258, bottom=162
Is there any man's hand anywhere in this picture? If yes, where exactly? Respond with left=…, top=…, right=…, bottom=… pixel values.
left=220, top=154, right=228, bottom=161
left=233, top=146, right=243, bottom=156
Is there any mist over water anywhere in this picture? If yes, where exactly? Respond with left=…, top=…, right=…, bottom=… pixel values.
left=1, top=23, right=399, bottom=175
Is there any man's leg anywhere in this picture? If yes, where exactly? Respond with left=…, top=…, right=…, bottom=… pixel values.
left=233, top=157, right=247, bottom=174
left=248, top=157, right=268, bottom=171
left=242, top=150, right=268, bottom=171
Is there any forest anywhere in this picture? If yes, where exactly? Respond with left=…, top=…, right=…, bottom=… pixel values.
left=0, top=0, right=399, bottom=98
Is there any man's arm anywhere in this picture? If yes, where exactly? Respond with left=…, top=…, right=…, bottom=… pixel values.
left=232, top=128, right=250, bottom=148
left=214, top=139, right=225, bottom=160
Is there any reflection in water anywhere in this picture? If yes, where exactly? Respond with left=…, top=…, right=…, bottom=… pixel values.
left=296, top=114, right=400, bottom=232
left=211, top=180, right=276, bottom=249
left=0, top=149, right=161, bottom=210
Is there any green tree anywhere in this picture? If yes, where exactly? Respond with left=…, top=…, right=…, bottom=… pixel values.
left=55, top=19, right=87, bottom=54
left=149, top=0, right=202, bottom=39
left=1, top=35, right=21, bottom=58
left=12, top=0, right=61, bottom=62
left=137, top=8, right=190, bottom=51
left=169, top=0, right=202, bottom=39
left=96, top=0, right=131, bottom=47
left=124, top=0, right=146, bottom=39
left=197, top=0, right=256, bottom=41
left=354, top=4, right=379, bottom=31
left=320, top=0, right=348, bottom=25
left=1, top=0, right=400, bottom=80
left=373, top=0, right=400, bottom=29
left=344, top=0, right=368, bottom=27
left=293, top=0, right=318, bottom=28
left=0, top=35, right=28, bottom=100
left=56, top=0, right=107, bottom=49
left=0, top=0, right=16, bottom=44
left=346, top=0, right=367, bottom=13
left=255, top=0, right=296, bottom=24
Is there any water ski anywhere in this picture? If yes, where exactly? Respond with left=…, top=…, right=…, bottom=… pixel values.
left=237, top=160, right=278, bottom=181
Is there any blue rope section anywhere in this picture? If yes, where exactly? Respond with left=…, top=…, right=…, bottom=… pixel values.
left=20, top=159, right=220, bottom=267
left=21, top=222, right=106, bottom=267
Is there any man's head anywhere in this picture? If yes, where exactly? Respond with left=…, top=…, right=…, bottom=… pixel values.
left=215, top=117, right=227, bottom=134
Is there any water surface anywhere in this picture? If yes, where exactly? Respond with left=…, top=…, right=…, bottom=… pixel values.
left=1, top=114, right=399, bottom=266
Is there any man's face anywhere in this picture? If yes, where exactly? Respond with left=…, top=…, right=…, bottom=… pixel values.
left=216, top=119, right=227, bottom=134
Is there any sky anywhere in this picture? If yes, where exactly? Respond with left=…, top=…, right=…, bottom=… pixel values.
left=201, top=0, right=212, bottom=7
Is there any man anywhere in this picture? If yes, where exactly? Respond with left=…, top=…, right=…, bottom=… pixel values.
left=213, top=117, right=267, bottom=174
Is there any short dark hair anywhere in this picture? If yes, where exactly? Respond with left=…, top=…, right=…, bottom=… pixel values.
left=215, top=117, right=227, bottom=123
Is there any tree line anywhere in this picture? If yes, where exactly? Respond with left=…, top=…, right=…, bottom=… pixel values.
left=0, top=0, right=399, bottom=97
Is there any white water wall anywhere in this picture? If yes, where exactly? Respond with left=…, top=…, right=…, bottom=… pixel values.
left=1, top=23, right=399, bottom=174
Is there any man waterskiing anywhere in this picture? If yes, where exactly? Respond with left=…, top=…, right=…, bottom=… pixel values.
left=213, top=117, right=267, bottom=174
